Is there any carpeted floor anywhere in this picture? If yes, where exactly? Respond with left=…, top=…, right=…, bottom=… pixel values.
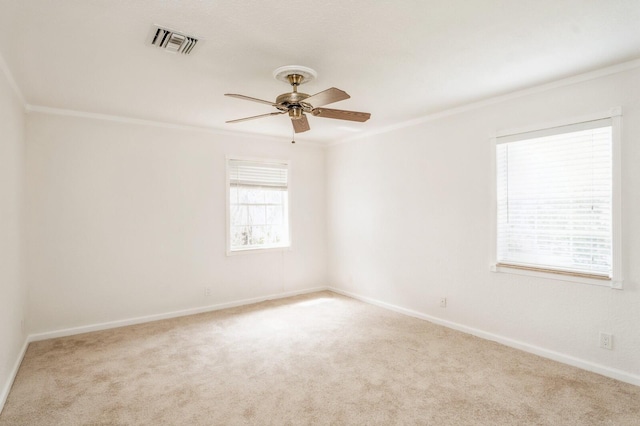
left=1, top=291, right=639, bottom=425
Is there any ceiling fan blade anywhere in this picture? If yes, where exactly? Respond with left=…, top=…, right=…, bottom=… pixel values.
left=225, top=93, right=276, bottom=106
left=226, top=111, right=284, bottom=123
left=303, top=87, right=350, bottom=107
left=311, top=108, right=371, bottom=122
left=291, top=114, right=310, bottom=133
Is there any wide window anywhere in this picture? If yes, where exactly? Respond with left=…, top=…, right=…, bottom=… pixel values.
left=494, top=111, right=622, bottom=287
left=227, top=158, right=290, bottom=253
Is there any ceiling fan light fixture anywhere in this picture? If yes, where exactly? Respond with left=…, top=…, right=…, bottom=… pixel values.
left=288, top=108, right=303, bottom=119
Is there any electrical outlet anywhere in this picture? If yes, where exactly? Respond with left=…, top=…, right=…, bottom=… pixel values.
left=599, top=332, right=613, bottom=350
left=204, top=286, right=212, bottom=296
left=439, top=297, right=447, bottom=308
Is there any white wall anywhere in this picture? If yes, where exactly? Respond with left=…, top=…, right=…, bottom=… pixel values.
left=7, top=58, right=640, bottom=391
left=0, top=64, right=26, bottom=404
left=25, top=113, right=326, bottom=333
left=327, top=66, right=640, bottom=382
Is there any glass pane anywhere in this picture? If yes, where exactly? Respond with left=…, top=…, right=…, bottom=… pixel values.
left=232, top=187, right=249, bottom=204
left=231, top=226, right=250, bottom=248
left=266, top=225, right=284, bottom=244
left=248, top=206, right=266, bottom=225
left=266, top=206, right=283, bottom=225
left=265, top=190, right=283, bottom=204
left=230, top=205, right=248, bottom=226
left=250, top=226, right=266, bottom=245
left=246, top=189, right=265, bottom=204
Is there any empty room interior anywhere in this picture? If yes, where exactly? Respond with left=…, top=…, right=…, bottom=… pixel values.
left=1, top=0, right=640, bottom=424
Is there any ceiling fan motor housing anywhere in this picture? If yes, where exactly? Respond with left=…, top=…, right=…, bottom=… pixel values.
left=276, top=91, right=312, bottom=116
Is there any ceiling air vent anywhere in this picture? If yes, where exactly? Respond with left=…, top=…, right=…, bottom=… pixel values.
left=149, top=25, right=198, bottom=55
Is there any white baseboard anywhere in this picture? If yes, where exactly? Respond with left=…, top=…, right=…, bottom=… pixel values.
left=0, top=338, right=29, bottom=415
left=28, top=286, right=328, bottom=342
left=328, top=286, right=640, bottom=387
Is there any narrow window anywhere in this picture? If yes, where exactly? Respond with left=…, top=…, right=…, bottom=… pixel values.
left=227, top=158, right=290, bottom=253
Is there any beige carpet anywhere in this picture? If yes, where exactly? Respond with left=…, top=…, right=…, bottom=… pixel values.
left=1, top=291, right=638, bottom=425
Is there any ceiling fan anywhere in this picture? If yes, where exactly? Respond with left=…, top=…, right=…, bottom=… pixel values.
left=225, top=66, right=371, bottom=134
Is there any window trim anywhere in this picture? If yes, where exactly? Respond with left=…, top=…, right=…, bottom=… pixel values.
left=489, top=108, right=623, bottom=289
left=225, top=155, right=292, bottom=256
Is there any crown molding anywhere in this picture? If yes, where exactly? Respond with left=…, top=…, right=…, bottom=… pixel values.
left=330, top=58, right=640, bottom=147
left=25, top=105, right=327, bottom=148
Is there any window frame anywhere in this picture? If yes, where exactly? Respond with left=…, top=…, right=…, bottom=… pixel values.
left=225, top=155, right=292, bottom=256
left=489, top=108, right=623, bottom=289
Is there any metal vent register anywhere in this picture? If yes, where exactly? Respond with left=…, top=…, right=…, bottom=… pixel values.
left=149, top=25, right=198, bottom=55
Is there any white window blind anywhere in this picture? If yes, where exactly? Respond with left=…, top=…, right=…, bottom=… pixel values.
left=228, top=159, right=290, bottom=252
left=228, top=160, right=288, bottom=190
left=496, top=118, right=613, bottom=278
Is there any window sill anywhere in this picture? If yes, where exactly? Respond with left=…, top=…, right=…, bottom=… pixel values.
left=490, top=264, right=622, bottom=289
left=227, top=245, right=292, bottom=256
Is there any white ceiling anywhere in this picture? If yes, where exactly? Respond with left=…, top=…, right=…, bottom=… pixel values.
left=1, top=0, right=639, bottom=143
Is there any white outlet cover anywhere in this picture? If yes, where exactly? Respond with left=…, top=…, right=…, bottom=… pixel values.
left=599, top=332, right=613, bottom=350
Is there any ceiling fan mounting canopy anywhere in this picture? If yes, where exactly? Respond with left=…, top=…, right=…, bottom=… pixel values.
left=225, top=65, right=371, bottom=134
left=273, top=65, right=317, bottom=85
